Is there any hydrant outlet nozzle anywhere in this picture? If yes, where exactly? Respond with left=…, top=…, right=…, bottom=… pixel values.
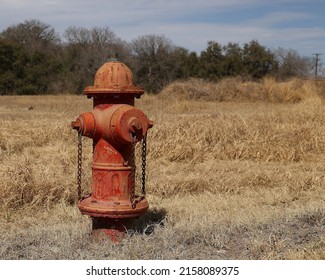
left=71, top=119, right=82, bottom=133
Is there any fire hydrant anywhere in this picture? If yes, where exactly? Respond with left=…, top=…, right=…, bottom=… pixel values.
left=71, top=59, right=153, bottom=241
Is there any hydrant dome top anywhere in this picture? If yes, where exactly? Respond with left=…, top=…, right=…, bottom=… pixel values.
left=84, top=60, right=144, bottom=97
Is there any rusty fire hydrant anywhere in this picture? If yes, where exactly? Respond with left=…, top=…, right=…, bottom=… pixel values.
left=71, top=59, right=153, bottom=241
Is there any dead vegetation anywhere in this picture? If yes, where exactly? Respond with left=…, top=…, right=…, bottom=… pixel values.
left=160, top=77, right=324, bottom=103
left=0, top=78, right=325, bottom=259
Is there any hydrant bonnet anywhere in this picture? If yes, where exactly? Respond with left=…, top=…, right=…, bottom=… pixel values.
left=84, top=60, right=144, bottom=98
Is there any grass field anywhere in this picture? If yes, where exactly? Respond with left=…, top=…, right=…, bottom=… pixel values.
left=0, top=77, right=325, bottom=259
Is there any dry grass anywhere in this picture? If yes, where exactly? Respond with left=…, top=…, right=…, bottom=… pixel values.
left=0, top=78, right=325, bottom=259
left=160, top=77, right=324, bottom=103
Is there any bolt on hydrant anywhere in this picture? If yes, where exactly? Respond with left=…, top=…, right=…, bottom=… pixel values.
left=71, top=59, right=153, bottom=241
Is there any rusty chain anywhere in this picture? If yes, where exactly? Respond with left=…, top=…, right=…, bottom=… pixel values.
left=129, top=133, right=147, bottom=208
left=141, top=134, right=147, bottom=195
left=77, top=132, right=82, bottom=201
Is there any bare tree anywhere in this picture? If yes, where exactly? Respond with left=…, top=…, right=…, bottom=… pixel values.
left=130, top=34, right=178, bottom=92
left=274, top=47, right=312, bottom=79
left=63, top=26, right=129, bottom=92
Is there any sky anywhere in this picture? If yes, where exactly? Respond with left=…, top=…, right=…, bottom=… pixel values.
left=0, top=0, right=324, bottom=58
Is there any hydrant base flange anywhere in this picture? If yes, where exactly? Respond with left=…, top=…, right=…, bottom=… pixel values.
left=78, top=196, right=149, bottom=218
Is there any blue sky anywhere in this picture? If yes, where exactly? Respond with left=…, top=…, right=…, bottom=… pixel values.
left=0, top=0, right=324, bottom=58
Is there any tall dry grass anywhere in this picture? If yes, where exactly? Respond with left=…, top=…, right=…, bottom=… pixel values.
left=160, top=77, right=324, bottom=103
left=0, top=78, right=325, bottom=259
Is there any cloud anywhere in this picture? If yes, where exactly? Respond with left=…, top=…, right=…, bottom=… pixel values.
left=0, top=0, right=323, bottom=55
left=246, top=11, right=313, bottom=27
left=130, top=21, right=325, bottom=55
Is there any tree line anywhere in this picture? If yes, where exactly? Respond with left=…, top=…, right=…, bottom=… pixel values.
left=0, top=19, right=314, bottom=95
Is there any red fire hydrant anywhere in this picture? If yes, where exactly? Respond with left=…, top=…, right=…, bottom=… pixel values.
left=71, top=59, right=153, bottom=241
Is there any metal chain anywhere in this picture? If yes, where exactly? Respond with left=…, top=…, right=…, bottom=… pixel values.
left=77, top=132, right=82, bottom=200
left=141, top=134, right=147, bottom=195
left=130, top=133, right=137, bottom=209
left=129, top=133, right=148, bottom=208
